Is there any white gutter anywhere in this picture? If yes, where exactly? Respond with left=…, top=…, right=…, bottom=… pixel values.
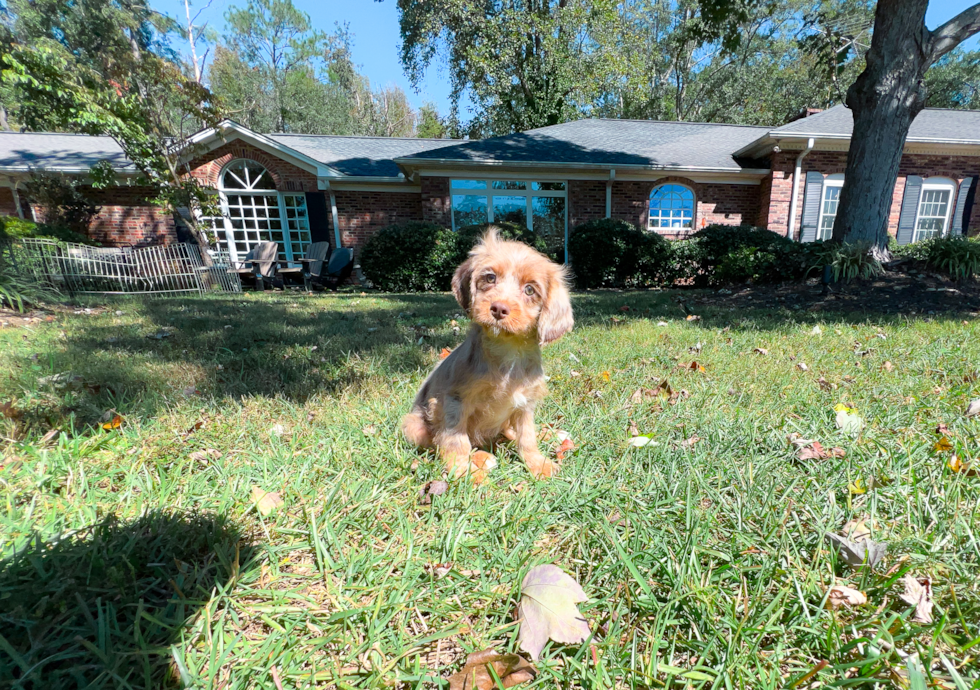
left=11, top=186, right=24, bottom=219
left=392, top=157, right=770, bottom=176
left=787, top=138, right=815, bottom=241
left=322, top=179, right=341, bottom=248
left=605, top=169, right=616, bottom=218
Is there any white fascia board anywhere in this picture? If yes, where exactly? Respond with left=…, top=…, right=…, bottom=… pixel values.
left=410, top=167, right=766, bottom=183
left=180, top=120, right=342, bottom=178
left=404, top=162, right=769, bottom=179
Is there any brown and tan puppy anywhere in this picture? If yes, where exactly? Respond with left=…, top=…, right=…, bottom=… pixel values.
left=402, top=228, right=574, bottom=480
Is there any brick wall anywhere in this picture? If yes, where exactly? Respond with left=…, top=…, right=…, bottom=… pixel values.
left=568, top=180, right=606, bottom=227
left=421, top=176, right=451, bottom=226
left=84, top=186, right=176, bottom=247
left=186, top=140, right=318, bottom=192
left=763, top=150, right=980, bottom=238
left=334, top=190, right=423, bottom=256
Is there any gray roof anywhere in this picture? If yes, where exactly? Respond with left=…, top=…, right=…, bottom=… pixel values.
left=396, top=119, right=772, bottom=171
left=0, top=131, right=134, bottom=171
left=266, top=134, right=462, bottom=177
left=771, top=104, right=980, bottom=142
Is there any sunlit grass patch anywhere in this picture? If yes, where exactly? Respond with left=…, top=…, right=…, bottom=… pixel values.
left=1, top=290, right=978, bottom=688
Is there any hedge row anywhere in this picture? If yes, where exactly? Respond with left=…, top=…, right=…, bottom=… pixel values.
left=359, top=219, right=980, bottom=292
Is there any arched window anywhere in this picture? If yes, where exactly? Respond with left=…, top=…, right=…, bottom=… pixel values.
left=914, top=177, right=957, bottom=242
left=210, top=160, right=311, bottom=264
left=649, top=184, right=694, bottom=230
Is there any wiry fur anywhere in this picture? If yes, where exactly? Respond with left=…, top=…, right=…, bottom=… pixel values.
left=402, top=228, right=574, bottom=480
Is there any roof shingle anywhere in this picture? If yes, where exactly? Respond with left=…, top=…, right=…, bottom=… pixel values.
left=771, top=104, right=980, bottom=141
left=0, top=131, right=134, bottom=171
left=265, top=134, right=462, bottom=177
left=396, top=119, right=771, bottom=171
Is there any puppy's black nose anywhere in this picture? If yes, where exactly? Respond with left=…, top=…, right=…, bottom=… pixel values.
left=490, top=302, right=510, bottom=320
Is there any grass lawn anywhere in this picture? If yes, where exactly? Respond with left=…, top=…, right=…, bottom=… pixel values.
left=1, top=288, right=979, bottom=688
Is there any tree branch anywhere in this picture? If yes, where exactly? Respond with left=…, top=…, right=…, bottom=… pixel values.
left=929, top=3, right=980, bottom=62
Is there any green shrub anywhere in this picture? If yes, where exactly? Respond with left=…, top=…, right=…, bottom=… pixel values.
left=923, top=236, right=980, bottom=280
left=359, top=222, right=459, bottom=292
left=681, top=224, right=811, bottom=286
left=0, top=216, right=98, bottom=245
left=568, top=218, right=668, bottom=289
left=454, top=222, right=550, bottom=263
left=22, top=172, right=98, bottom=234
left=808, top=241, right=883, bottom=283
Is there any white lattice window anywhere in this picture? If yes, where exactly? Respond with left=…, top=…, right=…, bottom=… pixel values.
left=818, top=174, right=844, bottom=241
left=914, top=178, right=956, bottom=242
left=649, top=184, right=694, bottom=230
left=209, top=160, right=312, bottom=264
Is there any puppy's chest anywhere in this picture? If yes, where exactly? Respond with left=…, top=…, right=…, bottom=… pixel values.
left=476, top=366, right=546, bottom=409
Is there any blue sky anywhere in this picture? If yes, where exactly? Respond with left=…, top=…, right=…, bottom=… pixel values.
left=162, top=0, right=980, bottom=119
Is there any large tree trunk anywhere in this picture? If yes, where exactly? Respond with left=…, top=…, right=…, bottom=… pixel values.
left=831, top=0, right=929, bottom=256
left=832, top=0, right=980, bottom=257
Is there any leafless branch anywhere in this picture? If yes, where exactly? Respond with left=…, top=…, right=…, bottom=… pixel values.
left=928, top=3, right=980, bottom=61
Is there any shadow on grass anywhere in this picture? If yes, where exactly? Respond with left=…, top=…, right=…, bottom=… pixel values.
left=0, top=510, right=255, bottom=688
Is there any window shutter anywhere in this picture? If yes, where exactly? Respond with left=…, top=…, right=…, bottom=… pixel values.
left=305, top=192, right=332, bottom=247
left=799, top=171, right=825, bottom=243
left=951, top=176, right=976, bottom=236
left=896, top=175, right=923, bottom=245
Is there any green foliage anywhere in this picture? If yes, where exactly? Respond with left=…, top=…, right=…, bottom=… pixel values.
left=923, top=236, right=980, bottom=280
left=455, top=222, right=548, bottom=261
left=0, top=245, right=61, bottom=311
left=679, top=224, right=812, bottom=286
left=809, top=241, right=884, bottom=283
left=0, top=216, right=96, bottom=245
left=416, top=103, right=447, bottom=139
left=359, top=222, right=459, bottom=292
left=924, top=49, right=980, bottom=110
left=22, top=173, right=97, bottom=235
left=568, top=218, right=670, bottom=289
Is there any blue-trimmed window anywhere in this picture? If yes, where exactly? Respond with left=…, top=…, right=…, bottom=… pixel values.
left=649, top=184, right=694, bottom=230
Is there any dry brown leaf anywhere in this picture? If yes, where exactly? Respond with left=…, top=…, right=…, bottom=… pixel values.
left=678, top=361, right=706, bottom=373
left=754, top=348, right=769, bottom=356
left=517, top=564, right=590, bottom=661
left=0, top=399, right=20, bottom=420
left=38, top=428, right=61, bottom=445
left=797, top=441, right=845, bottom=461
left=469, top=450, right=498, bottom=484
left=948, top=455, right=978, bottom=476
left=189, top=449, right=220, bottom=463
left=934, top=436, right=954, bottom=452
left=101, top=414, right=124, bottom=431
left=825, top=585, right=867, bottom=610
left=842, top=518, right=873, bottom=541
left=686, top=314, right=701, bottom=322
left=250, top=486, right=284, bottom=516
left=555, top=438, right=575, bottom=460
left=440, top=348, right=452, bottom=360
left=936, top=423, right=950, bottom=435
left=900, top=575, right=933, bottom=623
left=362, top=424, right=378, bottom=436
left=680, top=435, right=701, bottom=448
left=796, top=362, right=809, bottom=372
left=420, top=480, right=449, bottom=504
left=601, top=371, right=611, bottom=382
left=618, top=305, right=630, bottom=312
left=628, top=419, right=639, bottom=437
left=447, top=649, right=536, bottom=690
left=883, top=361, right=895, bottom=372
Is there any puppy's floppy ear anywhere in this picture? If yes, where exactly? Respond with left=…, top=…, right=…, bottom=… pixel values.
left=452, top=256, right=475, bottom=312
left=538, top=266, right=573, bottom=345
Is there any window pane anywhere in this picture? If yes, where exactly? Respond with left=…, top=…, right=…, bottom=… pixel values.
left=531, top=196, right=565, bottom=257
left=452, top=194, right=488, bottom=227
left=915, top=188, right=951, bottom=241
left=532, top=182, right=565, bottom=191
left=649, top=184, right=694, bottom=229
left=492, top=180, right=526, bottom=190
left=818, top=185, right=841, bottom=241
left=492, top=196, right=528, bottom=226
left=451, top=179, right=486, bottom=190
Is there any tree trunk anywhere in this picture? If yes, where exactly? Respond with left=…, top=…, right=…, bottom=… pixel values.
left=831, top=0, right=930, bottom=257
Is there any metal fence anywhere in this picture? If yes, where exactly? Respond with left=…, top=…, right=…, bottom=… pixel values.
left=2, top=239, right=241, bottom=296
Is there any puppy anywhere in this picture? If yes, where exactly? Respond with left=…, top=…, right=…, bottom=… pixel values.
left=402, top=228, right=573, bottom=480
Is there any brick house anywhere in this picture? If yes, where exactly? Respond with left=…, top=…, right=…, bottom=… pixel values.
left=1, top=104, right=977, bottom=267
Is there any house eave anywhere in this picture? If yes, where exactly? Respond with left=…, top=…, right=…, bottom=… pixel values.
left=393, top=157, right=768, bottom=177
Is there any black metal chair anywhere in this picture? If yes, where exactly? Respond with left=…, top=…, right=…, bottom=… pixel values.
left=318, top=248, right=354, bottom=290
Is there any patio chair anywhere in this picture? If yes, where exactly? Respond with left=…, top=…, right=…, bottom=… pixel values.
left=229, top=241, right=279, bottom=290
left=317, top=247, right=355, bottom=291
left=277, top=241, right=330, bottom=291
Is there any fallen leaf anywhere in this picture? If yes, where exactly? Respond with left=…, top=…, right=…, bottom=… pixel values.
left=630, top=388, right=656, bottom=404
left=825, top=585, right=868, bottom=610
left=933, top=436, right=954, bottom=453
left=250, top=486, right=284, bottom=516
left=966, top=399, right=980, bottom=417
left=834, top=404, right=864, bottom=434
left=469, top=450, right=498, bottom=484
left=38, top=428, right=61, bottom=445
left=948, top=455, right=978, bottom=476
left=883, top=361, right=894, bottom=372
left=410, top=458, right=420, bottom=473
left=936, top=423, right=950, bottom=435
left=618, top=305, right=630, bottom=312
left=797, top=441, right=846, bottom=461
left=754, top=348, right=769, bottom=356
left=362, top=424, right=378, bottom=436
left=270, top=423, right=285, bottom=436
left=628, top=435, right=656, bottom=447
left=448, top=649, right=537, bottom=690
left=182, top=419, right=206, bottom=439
left=842, top=518, right=874, bottom=541
left=900, top=575, right=933, bottom=623
left=796, top=362, right=809, bottom=372
left=101, top=414, right=124, bottom=431
left=555, top=430, right=571, bottom=443
left=556, top=438, right=575, bottom=460
left=600, top=371, right=611, bottom=382
left=811, top=326, right=822, bottom=335
left=189, top=449, right=220, bottom=463
left=848, top=478, right=867, bottom=495
left=420, top=480, right=449, bottom=504
left=628, top=419, right=639, bottom=437
left=517, top=564, right=591, bottom=661
left=817, top=377, right=835, bottom=391
left=0, top=400, right=20, bottom=420
left=655, top=378, right=674, bottom=400
left=680, top=435, right=701, bottom=448
left=440, top=348, right=452, bottom=360
left=825, top=532, right=886, bottom=568
left=657, top=321, right=669, bottom=326
left=686, top=314, right=701, bottom=321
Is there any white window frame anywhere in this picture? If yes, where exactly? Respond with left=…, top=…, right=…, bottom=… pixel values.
left=449, top=178, right=567, bottom=232
left=817, top=173, right=845, bottom=241
left=647, top=183, right=695, bottom=231
left=914, top=177, right=957, bottom=242
left=208, top=160, right=312, bottom=265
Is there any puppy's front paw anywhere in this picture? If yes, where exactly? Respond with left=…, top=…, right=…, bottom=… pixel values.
left=524, top=453, right=556, bottom=480
left=449, top=450, right=498, bottom=484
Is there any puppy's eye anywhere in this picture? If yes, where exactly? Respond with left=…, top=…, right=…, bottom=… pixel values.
left=524, top=284, right=535, bottom=296
left=484, top=273, right=496, bottom=284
